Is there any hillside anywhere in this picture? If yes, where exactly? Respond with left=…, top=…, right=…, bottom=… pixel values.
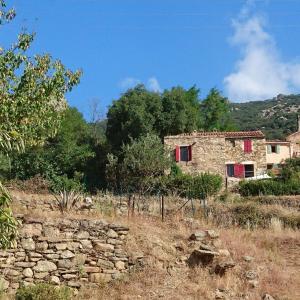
left=231, top=94, right=300, bottom=139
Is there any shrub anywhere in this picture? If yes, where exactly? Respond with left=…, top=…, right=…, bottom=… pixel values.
left=15, top=283, right=73, bottom=300
left=239, top=179, right=300, bottom=196
left=167, top=172, right=222, bottom=199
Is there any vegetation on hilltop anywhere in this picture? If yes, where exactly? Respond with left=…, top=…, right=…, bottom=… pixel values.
left=231, top=94, right=300, bottom=139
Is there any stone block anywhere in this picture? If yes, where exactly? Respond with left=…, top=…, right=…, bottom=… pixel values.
left=23, top=268, right=33, bottom=278
left=21, top=238, right=35, bottom=251
left=89, top=273, right=112, bottom=283
left=20, top=224, right=42, bottom=237
left=33, top=261, right=57, bottom=272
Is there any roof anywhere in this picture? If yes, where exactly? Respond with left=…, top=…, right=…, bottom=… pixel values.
left=164, top=130, right=265, bottom=139
left=266, top=140, right=291, bottom=145
left=286, top=131, right=300, bottom=139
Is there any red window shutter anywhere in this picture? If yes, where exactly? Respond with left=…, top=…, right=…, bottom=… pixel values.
left=244, top=139, right=252, bottom=153
left=234, top=164, right=245, bottom=178
left=248, top=140, right=252, bottom=152
left=175, top=146, right=180, bottom=162
left=188, top=145, right=192, bottom=161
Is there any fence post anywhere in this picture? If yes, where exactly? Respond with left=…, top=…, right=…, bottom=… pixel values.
left=161, top=194, right=165, bottom=222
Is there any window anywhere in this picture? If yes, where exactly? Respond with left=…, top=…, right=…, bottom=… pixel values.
left=244, top=139, right=252, bottom=153
left=175, top=145, right=192, bottom=162
left=271, top=145, right=276, bottom=153
left=229, top=140, right=236, bottom=147
left=180, top=146, right=189, bottom=162
left=267, top=164, right=273, bottom=170
left=244, top=164, right=254, bottom=178
left=226, top=164, right=234, bottom=177
left=267, top=144, right=280, bottom=154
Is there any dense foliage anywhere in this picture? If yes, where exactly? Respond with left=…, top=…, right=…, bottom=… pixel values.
left=0, top=0, right=80, bottom=248
left=106, top=85, right=234, bottom=151
left=231, top=94, right=300, bottom=139
left=239, top=178, right=300, bottom=196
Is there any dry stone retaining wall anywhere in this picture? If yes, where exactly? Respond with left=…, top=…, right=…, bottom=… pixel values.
left=0, top=215, right=143, bottom=291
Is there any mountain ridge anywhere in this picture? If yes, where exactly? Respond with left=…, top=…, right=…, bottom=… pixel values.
left=231, top=94, right=300, bottom=139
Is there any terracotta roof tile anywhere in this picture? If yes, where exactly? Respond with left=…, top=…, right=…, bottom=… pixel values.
left=164, top=130, right=265, bottom=139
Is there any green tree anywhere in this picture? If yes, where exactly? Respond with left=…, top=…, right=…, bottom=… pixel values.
left=10, top=108, right=95, bottom=189
left=106, top=85, right=162, bottom=151
left=0, top=0, right=81, bottom=248
left=201, top=88, right=235, bottom=131
left=160, top=86, right=202, bottom=136
left=106, top=134, right=172, bottom=194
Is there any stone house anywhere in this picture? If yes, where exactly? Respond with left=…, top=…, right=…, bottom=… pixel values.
left=286, top=116, right=300, bottom=157
left=164, top=130, right=266, bottom=180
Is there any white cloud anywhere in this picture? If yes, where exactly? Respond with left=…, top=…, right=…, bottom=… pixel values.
left=119, top=77, right=141, bottom=90
left=119, top=76, right=161, bottom=92
left=224, top=3, right=300, bottom=102
left=147, top=77, right=161, bottom=92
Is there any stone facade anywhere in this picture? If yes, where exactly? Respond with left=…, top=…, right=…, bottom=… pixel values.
left=164, top=131, right=266, bottom=179
left=0, top=216, right=143, bottom=291
left=286, top=131, right=300, bottom=157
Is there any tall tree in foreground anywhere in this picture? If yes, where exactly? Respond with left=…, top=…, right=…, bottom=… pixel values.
left=0, top=0, right=81, bottom=248
left=201, top=88, right=235, bottom=131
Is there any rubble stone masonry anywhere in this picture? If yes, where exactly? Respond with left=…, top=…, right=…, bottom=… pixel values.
left=164, top=133, right=267, bottom=179
left=0, top=215, right=143, bottom=291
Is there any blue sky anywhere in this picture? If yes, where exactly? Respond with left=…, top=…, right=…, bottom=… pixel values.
left=1, top=0, right=300, bottom=119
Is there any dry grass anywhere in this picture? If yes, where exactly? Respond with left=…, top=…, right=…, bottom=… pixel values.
left=8, top=190, right=300, bottom=299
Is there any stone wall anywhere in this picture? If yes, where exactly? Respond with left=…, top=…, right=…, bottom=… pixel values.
left=164, top=135, right=226, bottom=177
left=224, top=138, right=267, bottom=176
left=164, top=134, right=266, bottom=179
left=0, top=215, right=143, bottom=291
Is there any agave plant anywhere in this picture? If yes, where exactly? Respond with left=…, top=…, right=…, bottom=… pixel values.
left=53, top=189, right=82, bottom=214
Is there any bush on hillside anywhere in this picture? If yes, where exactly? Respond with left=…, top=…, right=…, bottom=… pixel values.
left=239, top=179, right=300, bottom=196
left=15, top=283, right=73, bottom=300
left=166, top=172, right=222, bottom=200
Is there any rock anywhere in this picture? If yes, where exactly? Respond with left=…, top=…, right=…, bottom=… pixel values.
left=199, top=243, right=216, bottom=252
left=15, top=262, right=35, bottom=268
left=43, top=226, right=60, bottom=238
left=189, top=231, right=206, bottom=241
left=0, top=277, right=9, bottom=290
left=21, top=238, right=35, bottom=250
left=214, top=259, right=236, bottom=276
left=243, top=256, right=254, bottom=262
left=82, top=266, right=100, bottom=273
left=206, top=230, right=220, bottom=239
left=249, top=280, right=259, bottom=288
left=50, top=275, right=60, bottom=285
left=89, top=273, right=112, bottom=283
left=93, top=242, right=114, bottom=251
left=7, top=269, right=20, bottom=276
left=262, top=294, right=275, bottom=300
left=23, top=268, right=33, bottom=278
left=60, top=250, right=75, bottom=259
left=80, top=240, right=93, bottom=249
left=58, top=259, right=74, bottom=269
left=187, top=249, right=219, bottom=267
left=97, top=259, right=114, bottom=269
left=62, top=274, right=77, bottom=279
left=55, top=243, right=67, bottom=251
left=218, top=249, right=230, bottom=257
left=67, top=281, right=81, bottom=288
left=20, top=224, right=42, bottom=237
left=33, top=260, right=57, bottom=272
left=115, top=261, right=125, bottom=270
left=107, top=229, right=118, bottom=238
left=245, top=270, right=258, bottom=280
left=34, top=272, right=49, bottom=279
left=75, top=231, right=90, bottom=239
left=36, top=242, right=48, bottom=251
